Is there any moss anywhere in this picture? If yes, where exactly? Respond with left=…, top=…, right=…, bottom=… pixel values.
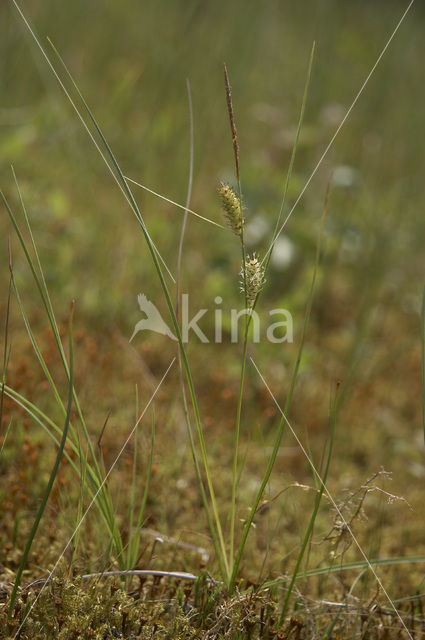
left=1, top=574, right=420, bottom=639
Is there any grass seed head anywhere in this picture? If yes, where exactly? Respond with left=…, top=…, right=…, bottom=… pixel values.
left=241, top=253, right=265, bottom=308
left=219, top=183, right=244, bottom=236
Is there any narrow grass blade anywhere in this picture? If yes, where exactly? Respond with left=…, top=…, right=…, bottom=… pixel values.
left=3, top=385, right=79, bottom=473
left=8, top=302, right=74, bottom=620
left=421, top=286, right=425, bottom=443
left=126, top=386, right=140, bottom=569
left=128, top=413, right=155, bottom=568
left=0, top=419, right=13, bottom=456
left=44, top=37, right=227, bottom=572
left=46, top=37, right=174, bottom=283
left=279, top=382, right=339, bottom=624
left=266, top=41, right=315, bottom=268
left=322, top=608, right=343, bottom=640
left=262, top=555, right=425, bottom=588
left=11, top=2, right=175, bottom=282
left=176, top=78, right=194, bottom=314
left=0, top=263, right=12, bottom=441
left=125, top=176, right=224, bottom=230
left=2, top=384, right=118, bottom=530
left=2, top=184, right=124, bottom=560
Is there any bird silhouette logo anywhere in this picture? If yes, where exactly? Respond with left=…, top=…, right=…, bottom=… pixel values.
left=130, top=294, right=177, bottom=342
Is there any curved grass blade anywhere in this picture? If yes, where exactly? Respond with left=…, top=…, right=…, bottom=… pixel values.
left=8, top=302, right=74, bottom=621
left=1, top=183, right=124, bottom=562
left=46, top=37, right=174, bottom=283
left=44, top=36, right=228, bottom=576
left=0, top=258, right=12, bottom=442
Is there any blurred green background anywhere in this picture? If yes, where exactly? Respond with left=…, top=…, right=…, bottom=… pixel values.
left=1, top=0, right=425, bottom=586
left=1, top=1, right=424, bottom=320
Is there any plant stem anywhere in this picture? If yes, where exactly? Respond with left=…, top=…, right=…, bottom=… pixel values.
left=279, top=382, right=339, bottom=624
left=45, top=42, right=230, bottom=579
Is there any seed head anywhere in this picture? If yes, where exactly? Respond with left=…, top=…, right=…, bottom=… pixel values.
left=241, top=253, right=265, bottom=308
left=219, top=183, right=244, bottom=236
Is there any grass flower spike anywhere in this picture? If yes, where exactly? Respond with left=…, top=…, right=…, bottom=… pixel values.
left=219, top=182, right=244, bottom=236
left=241, top=253, right=265, bottom=308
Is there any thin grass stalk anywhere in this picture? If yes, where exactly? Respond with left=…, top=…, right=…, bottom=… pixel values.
left=1, top=191, right=69, bottom=410
left=7, top=302, right=74, bottom=620
left=11, top=173, right=89, bottom=432
left=1, top=189, right=120, bottom=546
left=228, top=47, right=314, bottom=575
left=230, top=321, right=248, bottom=569
left=223, top=62, right=249, bottom=571
left=174, top=84, right=229, bottom=580
left=96, top=439, right=127, bottom=568
left=13, top=171, right=96, bottom=501
left=70, top=441, right=88, bottom=572
left=11, top=168, right=92, bottom=500
left=5, top=382, right=140, bottom=573
left=279, top=381, right=339, bottom=624
left=124, top=176, right=225, bottom=230
left=5, top=382, right=155, bottom=566
left=176, top=78, right=193, bottom=316
left=180, top=379, right=229, bottom=581
left=322, top=608, right=343, bottom=640
left=126, top=387, right=140, bottom=569
left=223, top=64, right=240, bottom=185
left=0, top=261, right=12, bottom=441
left=2, top=388, right=87, bottom=475
left=5, top=236, right=123, bottom=557
left=47, top=42, right=229, bottom=573
left=301, top=431, right=326, bottom=578
left=2, top=385, right=116, bottom=528
left=261, top=555, right=425, bottom=587
left=224, top=48, right=315, bottom=580
left=421, top=286, right=425, bottom=443
left=266, top=42, right=315, bottom=266
left=236, top=43, right=315, bottom=354
left=229, top=191, right=328, bottom=593
left=0, top=419, right=12, bottom=456
left=128, top=414, right=155, bottom=568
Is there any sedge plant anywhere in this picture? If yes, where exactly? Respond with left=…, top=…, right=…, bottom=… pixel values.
left=6, top=3, right=340, bottom=607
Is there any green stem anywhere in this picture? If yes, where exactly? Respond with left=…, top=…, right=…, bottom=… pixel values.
left=225, top=61, right=248, bottom=574
left=279, top=382, right=339, bottom=624
left=229, top=193, right=327, bottom=593
left=229, top=316, right=249, bottom=571
left=421, top=286, right=425, bottom=444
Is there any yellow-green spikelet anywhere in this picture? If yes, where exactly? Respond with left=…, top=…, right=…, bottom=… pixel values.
left=219, top=183, right=244, bottom=236
left=241, top=253, right=265, bottom=308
